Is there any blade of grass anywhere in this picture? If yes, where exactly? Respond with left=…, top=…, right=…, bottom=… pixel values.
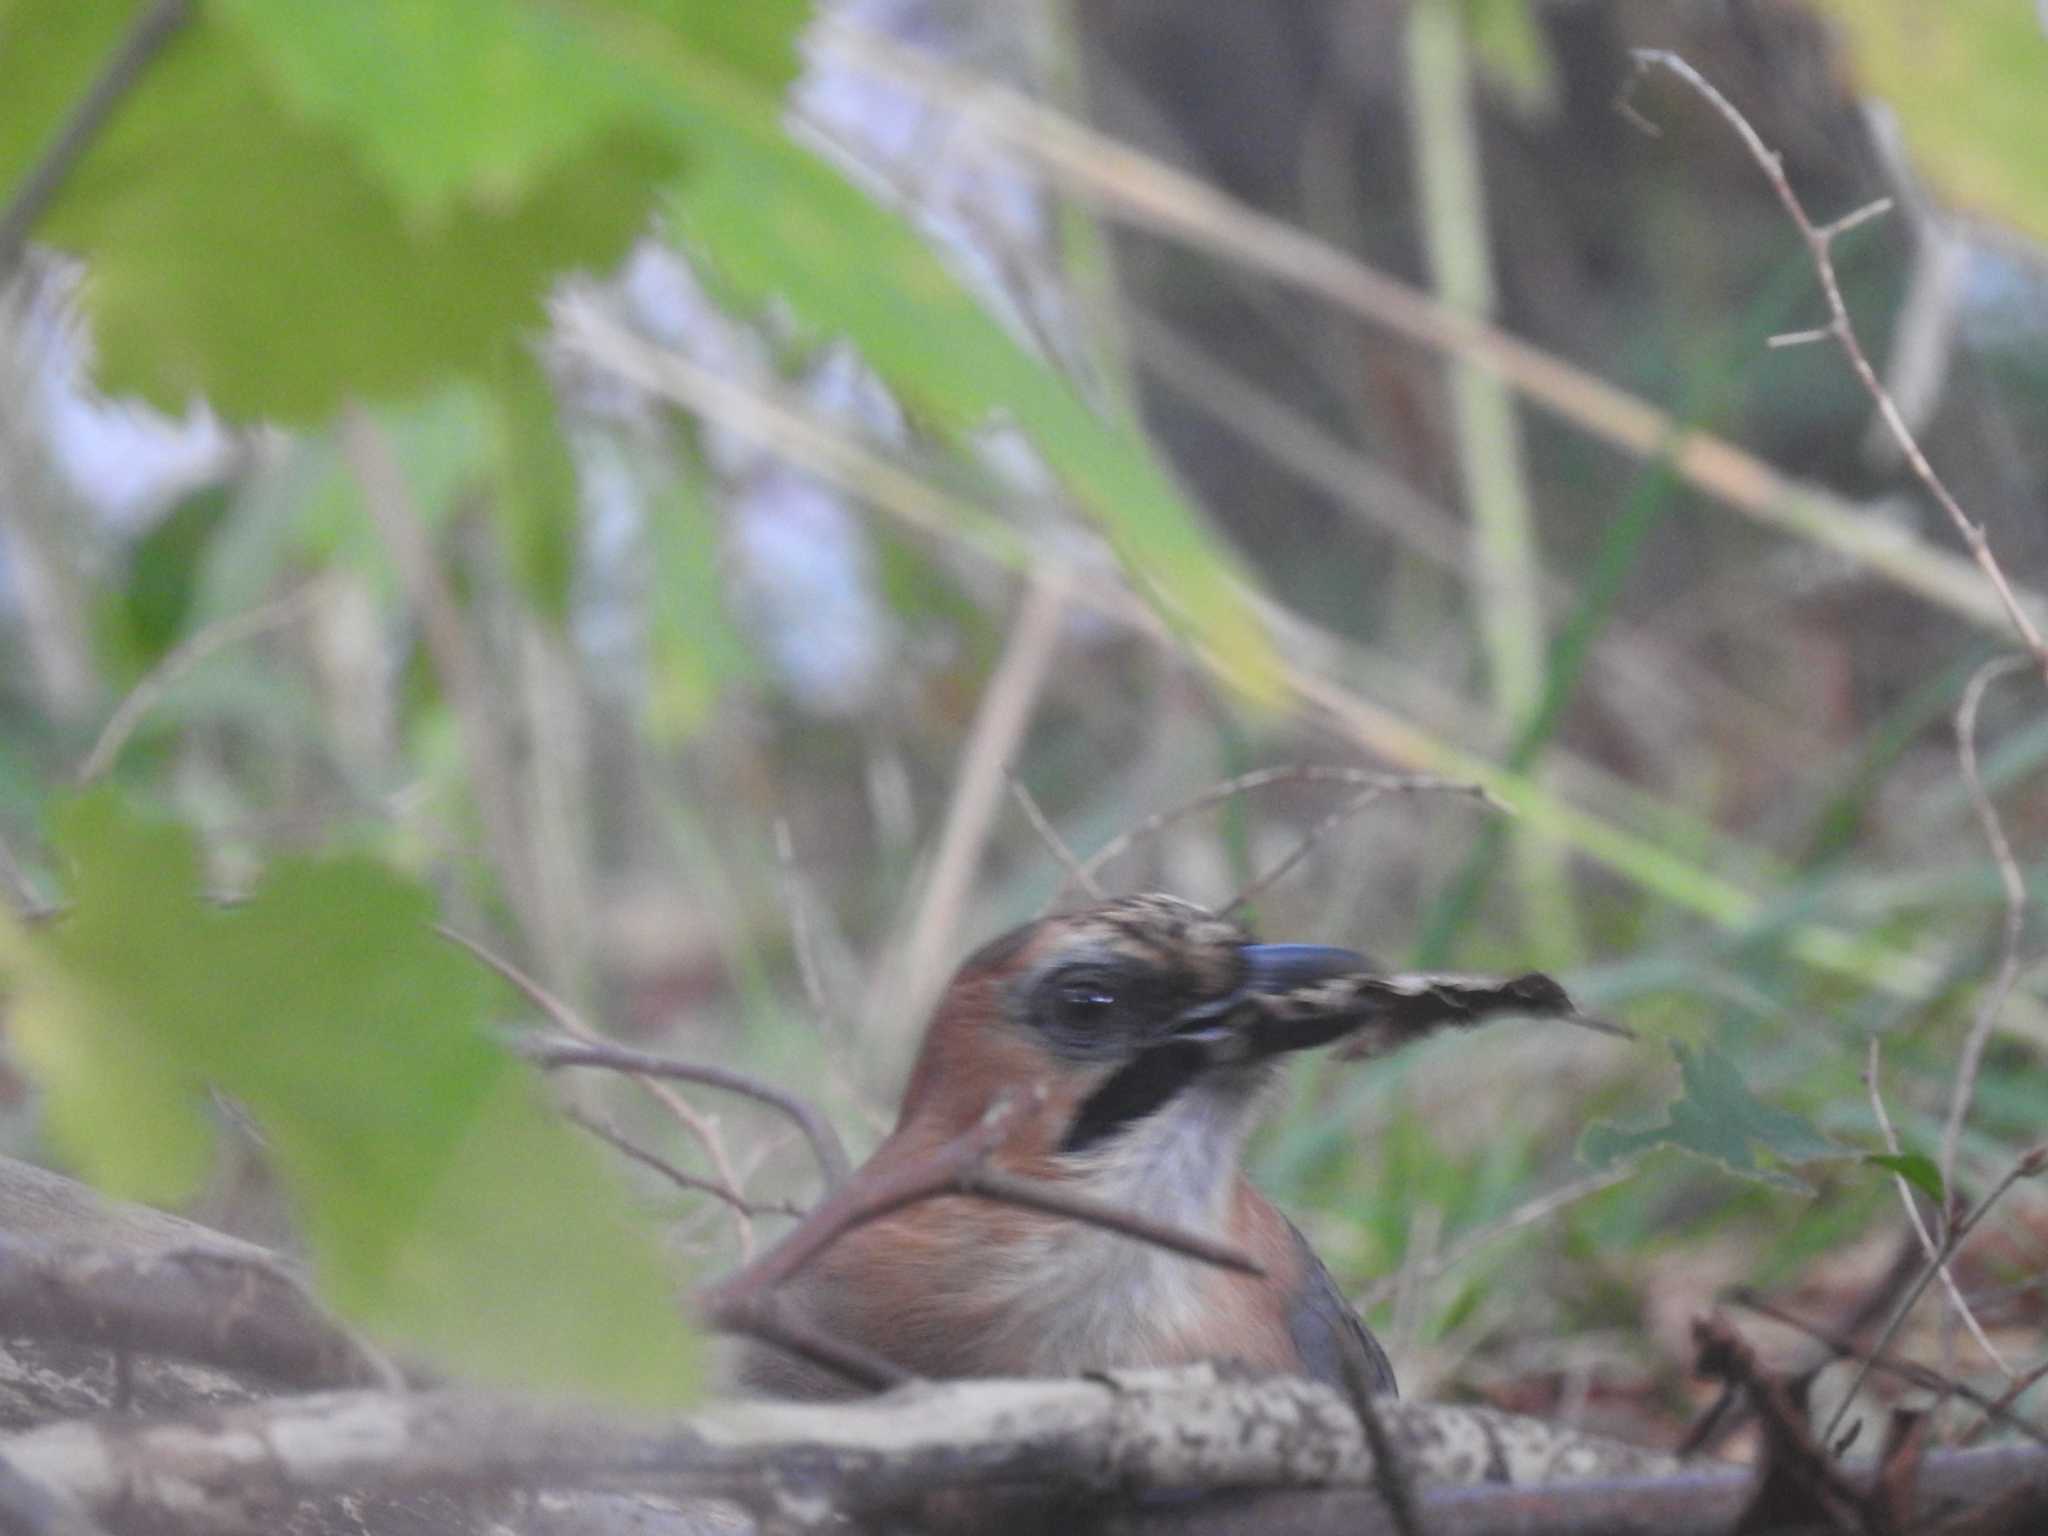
left=1406, top=0, right=1577, bottom=965
left=1416, top=249, right=1818, bottom=966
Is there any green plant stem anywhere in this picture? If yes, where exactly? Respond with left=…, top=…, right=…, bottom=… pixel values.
left=1405, top=0, right=1579, bottom=966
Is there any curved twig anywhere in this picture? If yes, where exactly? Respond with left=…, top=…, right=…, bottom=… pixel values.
left=1627, top=50, right=2048, bottom=680
left=1075, top=767, right=1497, bottom=893
left=525, top=1036, right=851, bottom=1191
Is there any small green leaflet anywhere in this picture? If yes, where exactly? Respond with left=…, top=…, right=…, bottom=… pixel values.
left=0, top=791, right=703, bottom=1404
left=1580, top=1042, right=1846, bottom=1191
left=1865, top=1150, right=1945, bottom=1205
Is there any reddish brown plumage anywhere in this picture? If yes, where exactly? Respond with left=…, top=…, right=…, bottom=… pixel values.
left=740, top=897, right=1395, bottom=1405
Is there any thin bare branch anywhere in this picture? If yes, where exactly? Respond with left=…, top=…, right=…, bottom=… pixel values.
left=562, top=1109, right=802, bottom=1221
left=1824, top=1144, right=2048, bottom=1442
left=711, top=1289, right=910, bottom=1394
left=1225, top=784, right=1396, bottom=918
left=1942, top=655, right=2034, bottom=1200
left=1629, top=50, right=2048, bottom=681
left=1865, top=1038, right=2012, bottom=1376
left=960, top=1169, right=1267, bottom=1277
left=703, top=1095, right=1263, bottom=1340
left=0, top=0, right=190, bottom=274
left=819, top=19, right=2048, bottom=639
left=437, top=924, right=760, bottom=1253
left=1767, top=326, right=1834, bottom=350
left=77, top=582, right=324, bottom=784
left=1731, top=1289, right=2046, bottom=1449
left=1962, top=1354, right=2048, bottom=1447
left=524, top=1035, right=851, bottom=1192
left=1005, top=769, right=1102, bottom=901
left=1078, top=766, right=1498, bottom=891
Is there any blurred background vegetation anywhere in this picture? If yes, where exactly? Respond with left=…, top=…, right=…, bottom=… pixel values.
left=1, top=0, right=2045, bottom=1446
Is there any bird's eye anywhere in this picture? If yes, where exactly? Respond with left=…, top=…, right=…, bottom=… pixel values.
left=1054, top=979, right=1118, bottom=1028
left=1028, top=966, right=1131, bottom=1056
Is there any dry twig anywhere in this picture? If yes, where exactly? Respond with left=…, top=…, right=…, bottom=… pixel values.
left=1627, top=50, right=2048, bottom=681
left=1693, top=1316, right=1874, bottom=1532
left=1730, top=1289, right=2047, bottom=1449
left=1942, top=656, right=2034, bottom=1200
left=438, top=925, right=762, bottom=1255
left=561, top=1108, right=802, bottom=1221
left=819, top=20, right=2045, bottom=639
left=1006, top=769, right=1103, bottom=900
left=1824, top=1144, right=2048, bottom=1444
left=1865, top=1039, right=2011, bottom=1376
left=702, top=1095, right=1261, bottom=1323
left=1077, top=766, right=1497, bottom=893
left=1226, top=783, right=1413, bottom=917
left=77, top=581, right=325, bottom=785
left=527, top=1035, right=851, bottom=1192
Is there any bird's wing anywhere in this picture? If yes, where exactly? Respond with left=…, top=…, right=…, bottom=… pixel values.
left=1281, top=1216, right=1398, bottom=1406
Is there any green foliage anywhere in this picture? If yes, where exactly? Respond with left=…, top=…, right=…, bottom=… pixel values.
left=0, top=2, right=696, bottom=419
left=1581, top=1042, right=1847, bottom=1191
left=1814, top=0, right=2048, bottom=245
left=1865, top=1150, right=1944, bottom=1204
left=211, top=0, right=803, bottom=218
left=2, top=0, right=1271, bottom=693
left=664, top=91, right=1282, bottom=700
left=0, top=791, right=703, bottom=1403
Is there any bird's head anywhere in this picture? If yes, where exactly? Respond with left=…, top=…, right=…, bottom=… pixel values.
left=894, top=893, right=1584, bottom=1178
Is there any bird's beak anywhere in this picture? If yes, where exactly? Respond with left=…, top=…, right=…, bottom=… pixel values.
left=1169, top=943, right=1374, bottom=1062
left=1168, top=942, right=1611, bottom=1067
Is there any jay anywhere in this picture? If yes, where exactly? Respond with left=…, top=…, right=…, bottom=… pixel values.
left=741, top=894, right=1582, bottom=1410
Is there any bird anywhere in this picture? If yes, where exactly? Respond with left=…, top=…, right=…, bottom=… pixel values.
left=738, top=892, right=1589, bottom=1410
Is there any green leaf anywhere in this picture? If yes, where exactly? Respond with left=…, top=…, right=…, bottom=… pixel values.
left=0, top=1, right=813, bottom=419
left=1808, top=0, right=2048, bottom=245
left=664, top=94, right=1283, bottom=701
left=1581, top=1043, right=1847, bottom=1191
left=1866, top=1150, right=1945, bottom=1204
left=0, top=790, right=703, bottom=1403
left=214, top=0, right=805, bottom=217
